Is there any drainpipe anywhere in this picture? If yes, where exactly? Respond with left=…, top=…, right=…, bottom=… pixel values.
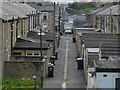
left=58, top=5, right=61, bottom=33
left=93, top=60, right=97, bottom=71
left=11, top=17, right=14, bottom=55
left=118, top=1, right=120, bottom=34
left=16, top=17, right=19, bottom=39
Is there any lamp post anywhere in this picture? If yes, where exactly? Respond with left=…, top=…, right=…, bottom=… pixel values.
left=37, top=11, right=44, bottom=88
left=39, top=25, right=43, bottom=88
left=53, top=2, right=56, bottom=55
left=32, top=75, right=37, bottom=90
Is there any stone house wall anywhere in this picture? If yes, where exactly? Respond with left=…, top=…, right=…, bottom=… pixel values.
left=42, top=11, right=54, bottom=32
left=2, top=21, right=11, bottom=61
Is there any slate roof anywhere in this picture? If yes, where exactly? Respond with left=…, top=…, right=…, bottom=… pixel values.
left=27, top=2, right=54, bottom=12
left=83, top=22, right=93, bottom=28
left=82, top=33, right=120, bottom=39
left=90, top=4, right=112, bottom=15
left=27, top=30, right=55, bottom=41
left=73, top=20, right=86, bottom=28
left=98, top=5, right=119, bottom=15
left=90, top=4, right=119, bottom=16
left=84, top=39, right=119, bottom=48
left=100, top=42, right=120, bottom=57
left=1, top=2, right=36, bottom=20
left=13, top=37, right=49, bottom=50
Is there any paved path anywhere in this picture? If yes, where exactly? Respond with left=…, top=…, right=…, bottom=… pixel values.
left=43, top=35, right=86, bottom=88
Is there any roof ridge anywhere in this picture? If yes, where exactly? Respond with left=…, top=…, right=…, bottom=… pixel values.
left=18, top=36, right=36, bottom=43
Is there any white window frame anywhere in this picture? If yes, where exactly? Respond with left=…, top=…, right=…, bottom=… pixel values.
left=42, top=12, right=48, bottom=21
left=26, top=53, right=33, bottom=56
left=33, top=53, right=40, bottom=56
left=26, top=53, right=40, bottom=56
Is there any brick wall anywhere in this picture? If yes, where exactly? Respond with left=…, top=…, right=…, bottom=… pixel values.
left=4, top=61, right=42, bottom=77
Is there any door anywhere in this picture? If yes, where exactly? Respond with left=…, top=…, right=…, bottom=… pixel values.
left=115, top=78, right=120, bottom=90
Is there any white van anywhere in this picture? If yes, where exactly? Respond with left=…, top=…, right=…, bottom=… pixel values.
left=64, top=28, right=73, bottom=34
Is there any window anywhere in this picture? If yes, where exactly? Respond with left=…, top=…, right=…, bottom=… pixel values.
left=42, top=24, right=48, bottom=29
left=115, top=78, right=120, bottom=90
left=103, top=74, right=107, bottom=77
left=26, top=53, right=40, bottom=56
left=34, top=53, right=40, bottom=56
left=26, top=53, right=33, bottom=56
left=42, top=12, right=48, bottom=21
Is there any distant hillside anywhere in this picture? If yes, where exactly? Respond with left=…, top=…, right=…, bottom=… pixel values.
left=67, top=2, right=97, bottom=15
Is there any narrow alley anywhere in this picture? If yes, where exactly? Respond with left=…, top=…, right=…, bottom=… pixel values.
left=43, top=35, right=86, bottom=88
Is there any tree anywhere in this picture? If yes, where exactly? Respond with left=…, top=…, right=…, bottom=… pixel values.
left=67, top=2, right=97, bottom=15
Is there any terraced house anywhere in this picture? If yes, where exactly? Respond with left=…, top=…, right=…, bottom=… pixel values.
left=89, top=2, right=120, bottom=34
left=27, top=2, right=55, bottom=32
left=1, top=2, right=37, bottom=61
left=0, top=1, right=60, bottom=79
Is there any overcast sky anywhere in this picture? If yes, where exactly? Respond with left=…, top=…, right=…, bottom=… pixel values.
left=44, top=0, right=91, bottom=3
left=1, top=0, right=118, bottom=3
left=44, top=0, right=119, bottom=3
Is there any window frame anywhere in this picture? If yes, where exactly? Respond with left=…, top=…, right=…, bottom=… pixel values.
left=26, top=53, right=40, bottom=56
left=42, top=12, right=48, bottom=21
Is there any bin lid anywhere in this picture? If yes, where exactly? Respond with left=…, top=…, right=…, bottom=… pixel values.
left=77, top=58, right=83, bottom=61
left=50, top=56, right=55, bottom=59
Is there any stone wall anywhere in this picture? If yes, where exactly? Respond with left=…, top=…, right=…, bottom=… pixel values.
left=3, top=22, right=11, bottom=61
left=48, top=12, right=54, bottom=32
left=42, top=12, right=54, bottom=32
left=4, top=61, right=42, bottom=78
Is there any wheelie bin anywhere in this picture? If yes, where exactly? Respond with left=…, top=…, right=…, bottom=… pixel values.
left=50, top=56, right=55, bottom=65
left=76, top=58, right=83, bottom=70
left=54, top=51, right=58, bottom=60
